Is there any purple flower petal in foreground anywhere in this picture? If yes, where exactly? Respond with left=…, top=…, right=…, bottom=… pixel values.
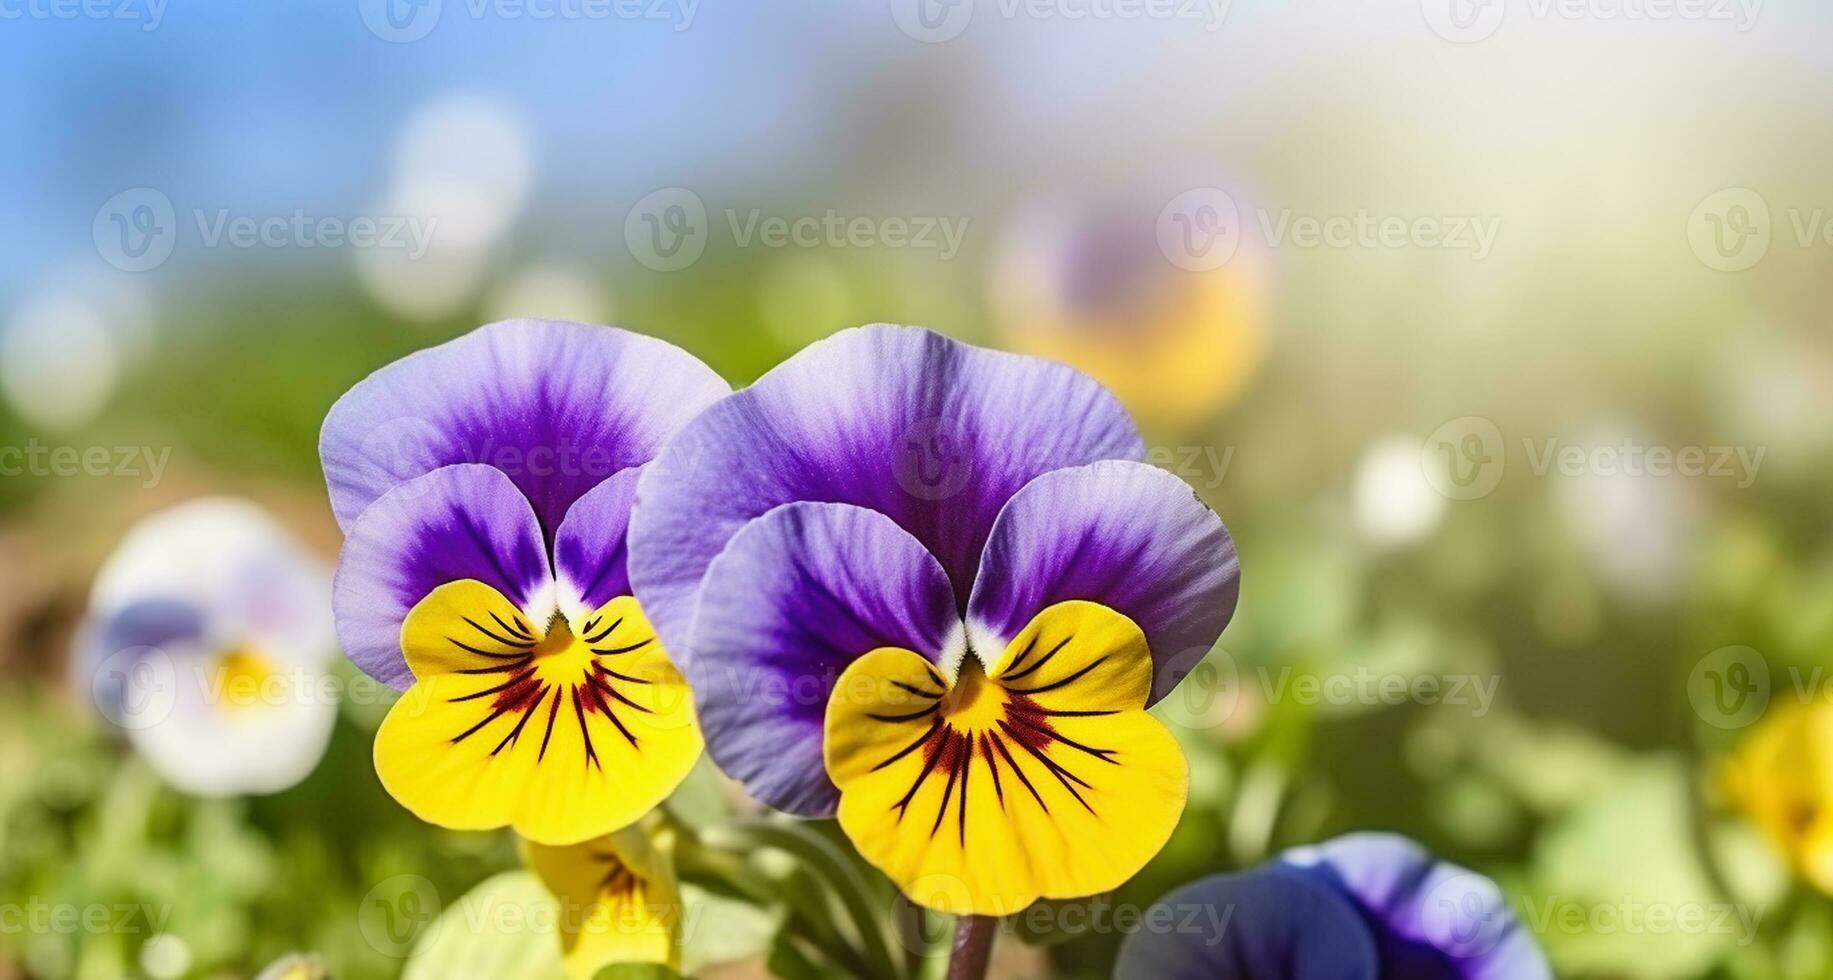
left=1115, top=833, right=1553, bottom=980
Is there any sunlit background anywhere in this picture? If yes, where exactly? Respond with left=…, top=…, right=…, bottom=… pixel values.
left=5, top=1, right=1833, bottom=977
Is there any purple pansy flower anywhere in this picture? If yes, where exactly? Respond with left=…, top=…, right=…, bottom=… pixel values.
left=320, top=319, right=728, bottom=844
left=628, top=324, right=1240, bottom=913
left=1115, top=833, right=1553, bottom=980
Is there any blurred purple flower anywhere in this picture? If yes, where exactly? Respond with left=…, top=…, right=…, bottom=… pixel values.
left=1116, top=833, right=1552, bottom=980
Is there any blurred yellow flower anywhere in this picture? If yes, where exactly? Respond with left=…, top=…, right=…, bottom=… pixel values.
left=1725, top=700, right=1833, bottom=893
left=991, top=197, right=1270, bottom=430
left=522, top=821, right=683, bottom=977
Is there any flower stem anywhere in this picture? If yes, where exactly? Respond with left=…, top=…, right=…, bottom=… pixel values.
left=946, top=915, right=997, bottom=980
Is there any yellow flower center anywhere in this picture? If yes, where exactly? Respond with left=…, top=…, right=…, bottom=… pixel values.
left=938, top=657, right=1007, bottom=732
left=215, top=647, right=279, bottom=712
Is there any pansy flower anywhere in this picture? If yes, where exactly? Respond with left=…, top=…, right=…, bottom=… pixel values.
left=628, top=324, right=1240, bottom=914
left=1724, top=700, right=1833, bottom=893
left=76, top=498, right=336, bottom=796
left=321, top=319, right=728, bottom=844
left=1114, top=833, right=1552, bottom=980
left=991, top=192, right=1269, bottom=429
left=523, top=822, right=682, bottom=977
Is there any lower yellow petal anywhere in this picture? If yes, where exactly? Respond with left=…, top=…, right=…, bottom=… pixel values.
left=825, top=600, right=1187, bottom=915
left=524, top=826, right=682, bottom=976
left=375, top=580, right=701, bottom=845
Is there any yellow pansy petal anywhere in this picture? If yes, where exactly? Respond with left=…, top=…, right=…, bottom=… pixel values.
left=375, top=581, right=701, bottom=845
left=524, top=826, right=682, bottom=976
left=826, top=600, right=1188, bottom=916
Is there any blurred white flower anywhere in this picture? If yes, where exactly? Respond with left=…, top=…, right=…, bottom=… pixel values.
left=484, top=261, right=613, bottom=325
left=1354, top=435, right=1446, bottom=546
left=0, top=293, right=123, bottom=431
left=357, top=94, right=532, bottom=323
left=76, top=498, right=337, bottom=796
left=254, top=952, right=328, bottom=980
left=1553, top=426, right=1698, bottom=602
left=139, top=934, right=191, bottom=980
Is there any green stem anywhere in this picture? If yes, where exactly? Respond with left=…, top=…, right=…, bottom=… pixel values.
left=946, top=915, right=997, bottom=980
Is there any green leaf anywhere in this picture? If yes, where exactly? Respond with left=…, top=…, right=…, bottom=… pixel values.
left=401, top=871, right=563, bottom=980
left=766, top=925, right=851, bottom=980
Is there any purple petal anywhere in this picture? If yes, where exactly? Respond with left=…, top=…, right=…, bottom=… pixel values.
left=552, top=466, right=642, bottom=619
left=686, top=501, right=960, bottom=816
left=320, top=319, right=730, bottom=535
left=629, top=324, right=1143, bottom=665
left=75, top=599, right=206, bottom=723
left=1279, top=833, right=1553, bottom=980
left=966, top=461, right=1239, bottom=704
left=1113, top=869, right=1378, bottom=980
left=332, top=465, right=552, bottom=689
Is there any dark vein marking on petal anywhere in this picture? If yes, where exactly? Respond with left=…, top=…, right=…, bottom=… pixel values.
left=583, top=617, right=624, bottom=645
left=1005, top=655, right=1108, bottom=696
left=538, top=688, right=563, bottom=761
left=452, top=700, right=516, bottom=744
left=930, top=734, right=962, bottom=839
left=1009, top=713, right=1118, bottom=763
left=456, top=656, right=534, bottom=675
left=492, top=685, right=545, bottom=755
left=893, top=733, right=949, bottom=818
left=868, top=703, right=939, bottom=724
left=957, top=740, right=972, bottom=845
left=593, top=661, right=653, bottom=685
left=491, top=609, right=534, bottom=642
left=1000, top=721, right=1097, bottom=814
left=980, top=734, right=1006, bottom=810
left=464, top=616, right=535, bottom=648
left=1003, top=637, right=1072, bottom=683
left=872, top=719, right=941, bottom=773
left=592, top=638, right=653, bottom=656
left=572, top=686, right=602, bottom=770
left=890, top=680, right=943, bottom=700
left=989, top=733, right=1048, bottom=814
left=1001, top=633, right=1041, bottom=677
left=448, top=669, right=535, bottom=703
left=448, top=637, right=529, bottom=660
left=588, top=670, right=654, bottom=715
